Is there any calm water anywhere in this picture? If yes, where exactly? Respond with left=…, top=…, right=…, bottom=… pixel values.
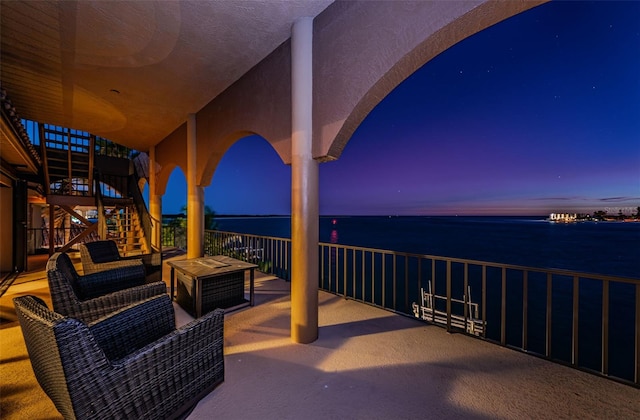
left=216, top=216, right=639, bottom=278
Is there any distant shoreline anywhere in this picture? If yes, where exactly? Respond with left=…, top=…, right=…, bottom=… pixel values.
left=163, top=213, right=640, bottom=221
left=190, top=214, right=551, bottom=218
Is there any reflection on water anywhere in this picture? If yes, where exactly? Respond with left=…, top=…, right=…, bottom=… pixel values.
left=330, top=221, right=338, bottom=264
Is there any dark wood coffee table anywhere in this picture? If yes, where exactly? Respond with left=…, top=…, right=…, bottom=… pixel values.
left=168, top=255, right=258, bottom=317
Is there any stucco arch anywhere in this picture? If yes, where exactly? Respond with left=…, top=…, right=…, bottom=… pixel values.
left=195, top=40, right=293, bottom=185
left=155, top=123, right=187, bottom=195
left=155, top=162, right=182, bottom=196
left=313, top=0, right=547, bottom=161
left=155, top=41, right=294, bottom=187
left=199, top=130, right=286, bottom=188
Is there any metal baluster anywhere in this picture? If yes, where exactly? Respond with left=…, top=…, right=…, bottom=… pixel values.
left=501, top=267, right=507, bottom=346
left=522, top=271, right=528, bottom=351
left=392, top=253, right=397, bottom=310
left=446, top=260, right=451, bottom=333
left=572, top=275, right=579, bottom=366
left=381, top=252, right=386, bottom=308
left=464, top=263, right=468, bottom=334
left=635, top=282, right=639, bottom=385
left=432, top=260, right=436, bottom=324
left=405, top=256, right=409, bottom=313
left=602, top=280, right=609, bottom=375
left=546, top=273, right=553, bottom=358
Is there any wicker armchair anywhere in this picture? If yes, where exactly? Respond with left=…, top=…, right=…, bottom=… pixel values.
left=47, top=252, right=166, bottom=323
left=79, top=240, right=162, bottom=283
left=13, top=294, right=225, bottom=420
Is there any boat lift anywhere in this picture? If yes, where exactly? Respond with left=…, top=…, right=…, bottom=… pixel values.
left=411, top=283, right=485, bottom=336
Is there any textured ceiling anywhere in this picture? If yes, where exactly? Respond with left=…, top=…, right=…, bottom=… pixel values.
left=0, top=0, right=333, bottom=152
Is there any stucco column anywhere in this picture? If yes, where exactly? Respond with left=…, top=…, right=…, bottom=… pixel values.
left=187, top=113, right=204, bottom=259
left=148, top=146, right=162, bottom=251
left=291, top=17, right=318, bottom=344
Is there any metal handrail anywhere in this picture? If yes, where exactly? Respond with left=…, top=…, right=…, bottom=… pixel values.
left=27, top=227, right=100, bottom=252
left=197, top=228, right=638, bottom=387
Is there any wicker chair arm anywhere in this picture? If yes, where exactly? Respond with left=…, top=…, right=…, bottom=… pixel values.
left=89, top=294, right=175, bottom=361
left=82, top=258, right=143, bottom=275
left=63, top=281, right=167, bottom=323
left=116, top=307, right=224, bottom=365
left=76, top=262, right=146, bottom=299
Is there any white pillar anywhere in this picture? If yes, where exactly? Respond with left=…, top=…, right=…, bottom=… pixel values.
left=187, top=113, right=204, bottom=259
left=291, top=17, right=318, bottom=344
left=149, top=146, right=162, bottom=251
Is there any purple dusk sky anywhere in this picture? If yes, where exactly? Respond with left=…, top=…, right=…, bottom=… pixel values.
left=160, top=1, right=640, bottom=217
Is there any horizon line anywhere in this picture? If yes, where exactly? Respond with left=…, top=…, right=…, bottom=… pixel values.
left=163, top=213, right=552, bottom=218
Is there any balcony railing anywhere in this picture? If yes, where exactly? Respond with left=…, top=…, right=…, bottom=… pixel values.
left=162, top=225, right=187, bottom=250
left=27, top=227, right=100, bottom=253
left=162, top=228, right=640, bottom=387
left=204, top=230, right=291, bottom=280
left=317, top=242, right=639, bottom=386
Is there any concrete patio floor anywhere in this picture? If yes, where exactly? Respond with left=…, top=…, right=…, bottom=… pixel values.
left=2, top=250, right=639, bottom=419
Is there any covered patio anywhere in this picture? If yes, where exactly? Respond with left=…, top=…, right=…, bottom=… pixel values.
left=1, top=251, right=638, bottom=419
left=1, top=0, right=547, bottom=344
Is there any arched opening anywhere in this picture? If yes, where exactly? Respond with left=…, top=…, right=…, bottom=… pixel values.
left=163, top=168, right=188, bottom=215
left=206, top=134, right=291, bottom=236
left=162, top=167, right=188, bottom=249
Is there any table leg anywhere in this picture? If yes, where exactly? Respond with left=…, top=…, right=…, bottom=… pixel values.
left=170, top=267, right=175, bottom=298
left=195, top=277, right=202, bottom=318
left=250, top=268, right=255, bottom=306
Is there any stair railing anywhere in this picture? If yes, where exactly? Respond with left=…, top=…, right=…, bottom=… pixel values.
left=129, top=171, right=153, bottom=254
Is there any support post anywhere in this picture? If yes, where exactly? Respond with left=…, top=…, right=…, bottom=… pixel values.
left=48, top=204, right=55, bottom=256
left=290, top=17, right=318, bottom=344
left=187, top=113, right=204, bottom=259
left=149, top=146, right=162, bottom=251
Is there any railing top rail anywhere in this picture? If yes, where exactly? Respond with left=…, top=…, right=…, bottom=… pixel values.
left=205, top=229, right=291, bottom=244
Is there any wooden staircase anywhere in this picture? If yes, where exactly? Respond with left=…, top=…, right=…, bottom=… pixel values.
left=38, top=124, right=152, bottom=255
left=104, top=202, right=148, bottom=256
left=40, top=125, right=93, bottom=198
